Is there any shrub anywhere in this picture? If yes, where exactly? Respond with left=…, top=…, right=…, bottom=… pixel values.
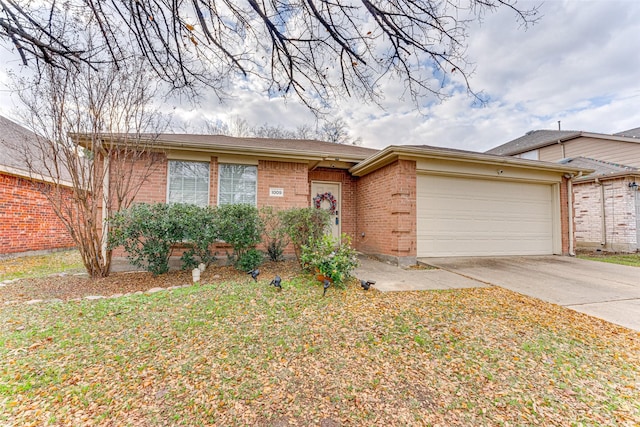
left=217, top=204, right=263, bottom=267
left=300, top=233, right=359, bottom=288
left=176, top=204, right=219, bottom=270
left=235, top=248, right=264, bottom=271
left=109, top=203, right=219, bottom=274
left=280, top=207, right=330, bottom=263
left=108, top=203, right=184, bottom=275
left=260, top=206, right=288, bottom=262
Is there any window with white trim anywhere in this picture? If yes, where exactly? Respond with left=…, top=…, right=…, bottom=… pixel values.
left=218, top=164, right=257, bottom=206
left=167, top=160, right=210, bottom=206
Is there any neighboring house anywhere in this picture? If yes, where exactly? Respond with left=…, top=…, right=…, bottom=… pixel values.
left=560, top=157, right=639, bottom=252
left=77, top=134, right=586, bottom=266
left=487, top=128, right=640, bottom=252
left=0, top=115, right=75, bottom=257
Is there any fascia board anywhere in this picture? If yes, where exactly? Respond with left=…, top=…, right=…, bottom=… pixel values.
left=351, top=146, right=593, bottom=177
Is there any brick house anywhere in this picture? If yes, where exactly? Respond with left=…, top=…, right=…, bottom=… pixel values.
left=487, top=128, right=640, bottom=252
left=82, top=133, right=585, bottom=266
left=0, top=116, right=75, bottom=257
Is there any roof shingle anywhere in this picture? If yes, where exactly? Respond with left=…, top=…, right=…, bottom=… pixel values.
left=558, top=156, right=638, bottom=180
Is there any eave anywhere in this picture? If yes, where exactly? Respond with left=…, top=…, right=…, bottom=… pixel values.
left=350, top=145, right=592, bottom=177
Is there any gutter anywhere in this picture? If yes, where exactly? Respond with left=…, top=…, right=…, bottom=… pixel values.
left=71, top=134, right=375, bottom=165
left=596, top=177, right=607, bottom=246
left=350, top=145, right=590, bottom=177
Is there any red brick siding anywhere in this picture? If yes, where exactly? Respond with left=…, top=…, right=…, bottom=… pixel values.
left=0, top=172, right=75, bottom=255
left=128, top=153, right=169, bottom=204
left=355, top=160, right=416, bottom=260
left=308, top=168, right=358, bottom=240
left=257, top=161, right=309, bottom=209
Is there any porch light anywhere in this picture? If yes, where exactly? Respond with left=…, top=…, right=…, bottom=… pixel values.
left=629, top=181, right=639, bottom=190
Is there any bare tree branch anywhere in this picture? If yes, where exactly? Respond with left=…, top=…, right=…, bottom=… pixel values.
left=0, top=0, right=540, bottom=110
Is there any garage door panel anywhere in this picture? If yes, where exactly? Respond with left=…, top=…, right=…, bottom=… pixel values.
left=417, top=175, right=554, bottom=257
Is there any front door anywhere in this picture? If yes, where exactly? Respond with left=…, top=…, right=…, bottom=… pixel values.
left=311, top=181, right=341, bottom=239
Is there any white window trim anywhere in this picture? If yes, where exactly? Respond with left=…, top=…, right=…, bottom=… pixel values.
left=166, top=160, right=211, bottom=206
left=217, top=163, right=258, bottom=206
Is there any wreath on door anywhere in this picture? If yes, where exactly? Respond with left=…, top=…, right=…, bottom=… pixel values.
left=313, top=192, right=338, bottom=215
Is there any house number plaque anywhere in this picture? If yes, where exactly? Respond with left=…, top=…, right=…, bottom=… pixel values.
left=269, top=188, right=284, bottom=197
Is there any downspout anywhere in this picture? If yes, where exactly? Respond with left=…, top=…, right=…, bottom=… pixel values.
left=596, top=177, right=606, bottom=246
left=567, top=175, right=575, bottom=256
left=101, top=156, right=110, bottom=266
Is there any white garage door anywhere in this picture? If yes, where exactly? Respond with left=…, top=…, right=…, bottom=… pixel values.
left=417, top=174, right=554, bottom=257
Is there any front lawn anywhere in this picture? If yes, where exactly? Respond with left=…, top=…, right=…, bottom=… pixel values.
left=0, top=250, right=84, bottom=282
left=1, top=276, right=638, bottom=426
left=577, top=252, right=640, bottom=267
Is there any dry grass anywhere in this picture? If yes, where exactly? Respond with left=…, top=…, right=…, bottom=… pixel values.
left=1, top=269, right=638, bottom=426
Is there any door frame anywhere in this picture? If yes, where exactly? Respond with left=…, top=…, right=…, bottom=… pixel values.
left=310, top=180, right=342, bottom=238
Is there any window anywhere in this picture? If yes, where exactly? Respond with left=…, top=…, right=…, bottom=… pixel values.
left=519, top=150, right=539, bottom=160
left=167, top=161, right=210, bottom=206
left=218, top=164, right=257, bottom=206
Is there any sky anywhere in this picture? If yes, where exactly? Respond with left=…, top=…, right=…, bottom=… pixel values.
left=1, top=0, right=639, bottom=152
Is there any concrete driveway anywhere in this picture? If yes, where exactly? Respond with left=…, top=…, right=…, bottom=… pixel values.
left=422, top=256, right=640, bottom=332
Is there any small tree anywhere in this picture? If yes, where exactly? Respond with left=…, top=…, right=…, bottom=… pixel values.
left=10, top=59, right=168, bottom=278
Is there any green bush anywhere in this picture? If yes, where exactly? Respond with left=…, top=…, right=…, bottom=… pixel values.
left=176, top=204, right=219, bottom=270
left=300, top=233, right=359, bottom=288
left=280, top=207, right=330, bottom=263
left=108, top=203, right=219, bottom=275
left=217, top=204, right=263, bottom=267
left=235, top=248, right=264, bottom=271
left=108, top=203, right=184, bottom=275
left=260, top=206, right=288, bottom=262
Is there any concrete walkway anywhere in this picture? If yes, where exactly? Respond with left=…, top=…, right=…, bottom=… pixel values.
left=353, top=257, right=487, bottom=292
left=422, top=256, right=640, bottom=332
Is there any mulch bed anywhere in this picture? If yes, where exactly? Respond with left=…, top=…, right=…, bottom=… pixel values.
left=0, top=261, right=302, bottom=304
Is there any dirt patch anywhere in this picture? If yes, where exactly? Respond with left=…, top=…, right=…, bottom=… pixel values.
left=0, top=260, right=302, bottom=304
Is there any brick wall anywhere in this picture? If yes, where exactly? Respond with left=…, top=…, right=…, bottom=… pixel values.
left=355, top=159, right=416, bottom=265
left=125, top=152, right=168, bottom=204
left=308, top=168, right=358, bottom=240
left=0, top=172, right=75, bottom=255
left=258, top=161, right=309, bottom=209
left=574, top=178, right=639, bottom=251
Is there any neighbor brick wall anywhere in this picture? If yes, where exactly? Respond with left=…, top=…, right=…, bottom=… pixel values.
left=574, top=178, right=639, bottom=251
left=0, top=172, right=75, bottom=255
left=308, top=168, right=358, bottom=240
left=355, top=159, right=416, bottom=264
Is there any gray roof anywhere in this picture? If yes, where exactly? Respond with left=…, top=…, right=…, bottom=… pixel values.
left=614, top=127, right=640, bottom=138
left=486, top=130, right=582, bottom=156
left=0, top=115, right=42, bottom=174
left=559, top=157, right=638, bottom=180
left=98, top=133, right=379, bottom=160
left=0, top=115, right=72, bottom=183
